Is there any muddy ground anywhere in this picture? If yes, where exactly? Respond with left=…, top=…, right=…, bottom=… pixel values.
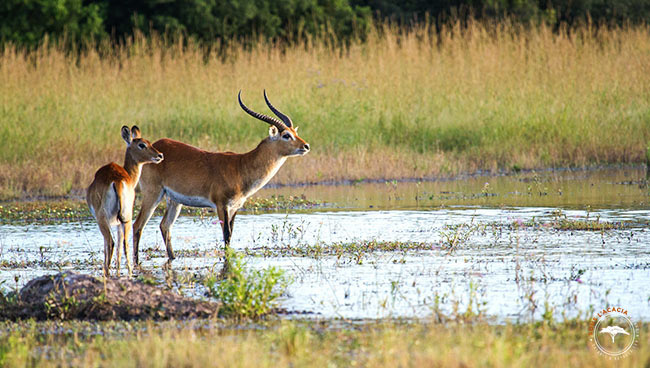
left=0, top=272, right=220, bottom=321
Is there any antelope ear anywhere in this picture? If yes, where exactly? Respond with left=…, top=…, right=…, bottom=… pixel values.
left=121, top=126, right=132, bottom=145
left=131, top=125, right=142, bottom=139
left=269, top=126, right=279, bottom=140
left=294, top=126, right=299, bottom=132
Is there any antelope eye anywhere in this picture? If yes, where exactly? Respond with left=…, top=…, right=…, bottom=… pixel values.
left=138, top=143, right=147, bottom=149
left=282, top=134, right=292, bottom=140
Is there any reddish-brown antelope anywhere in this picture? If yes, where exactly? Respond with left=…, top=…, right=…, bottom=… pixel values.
left=87, top=126, right=164, bottom=277
left=132, top=91, right=310, bottom=267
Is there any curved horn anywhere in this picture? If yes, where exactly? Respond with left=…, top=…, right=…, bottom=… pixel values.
left=264, top=90, right=293, bottom=128
left=238, top=90, right=286, bottom=130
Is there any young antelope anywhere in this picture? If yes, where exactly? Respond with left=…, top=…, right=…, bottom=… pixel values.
left=86, top=125, right=163, bottom=276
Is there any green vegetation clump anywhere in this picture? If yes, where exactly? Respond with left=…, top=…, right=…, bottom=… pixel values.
left=205, top=250, right=291, bottom=320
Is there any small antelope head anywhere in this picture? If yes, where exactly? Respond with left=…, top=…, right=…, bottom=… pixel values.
left=238, top=90, right=310, bottom=157
left=121, top=125, right=164, bottom=164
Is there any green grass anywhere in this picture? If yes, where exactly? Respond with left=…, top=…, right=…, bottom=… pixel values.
left=0, top=319, right=647, bottom=367
left=1, top=21, right=650, bottom=198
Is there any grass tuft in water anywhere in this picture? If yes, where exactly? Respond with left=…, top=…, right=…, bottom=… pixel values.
left=249, top=240, right=437, bottom=264
left=204, top=249, right=291, bottom=320
left=510, top=210, right=628, bottom=231
left=245, top=195, right=321, bottom=212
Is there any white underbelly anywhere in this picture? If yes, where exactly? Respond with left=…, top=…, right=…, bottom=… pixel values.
left=164, top=187, right=216, bottom=209
left=228, top=197, right=247, bottom=211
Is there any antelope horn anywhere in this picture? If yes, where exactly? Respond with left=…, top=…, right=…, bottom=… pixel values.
left=264, top=90, right=293, bottom=128
left=238, top=91, right=286, bottom=131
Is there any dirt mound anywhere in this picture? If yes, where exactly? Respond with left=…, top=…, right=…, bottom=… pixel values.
left=1, top=272, right=220, bottom=320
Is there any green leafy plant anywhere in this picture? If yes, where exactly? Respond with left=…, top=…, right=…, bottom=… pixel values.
left=0, top=281, right=19, bottom=318
left=205, top=249, right=291, bottom=320
left=44, top=292, right=80, bottom=320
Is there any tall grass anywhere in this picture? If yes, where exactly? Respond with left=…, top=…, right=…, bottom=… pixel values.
left=0, top=320, right=647, bottom=367
left=1, top=21, right=649, bottom=198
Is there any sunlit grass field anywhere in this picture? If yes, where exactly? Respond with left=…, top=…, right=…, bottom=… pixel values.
left=1, top=21, right=649, bottom=198
left=0, top=320, right=647, bottom=367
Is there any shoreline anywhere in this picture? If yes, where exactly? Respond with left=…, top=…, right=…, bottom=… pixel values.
left=2, top=163, right=645, bottom=203
left=267, top=162, right=648, bottom=189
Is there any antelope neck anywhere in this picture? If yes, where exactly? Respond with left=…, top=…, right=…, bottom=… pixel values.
left=240, top=139, right=286, bottom=194
left=122, top=152, right=144, bottom=186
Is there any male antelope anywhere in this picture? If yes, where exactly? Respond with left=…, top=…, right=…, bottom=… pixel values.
left=132, top=91, right=310, bottom=266
left=87, top=126, right=164, bottom=277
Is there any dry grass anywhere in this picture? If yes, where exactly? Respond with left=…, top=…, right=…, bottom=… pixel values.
left=0, top=319, right=648, bottom=367
left=1, top=21, right=649, bottom=198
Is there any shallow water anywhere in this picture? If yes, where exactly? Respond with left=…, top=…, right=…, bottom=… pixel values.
left=259, top=166, right=650, bottom=211
left=1, top=167, right=650, bottom=322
